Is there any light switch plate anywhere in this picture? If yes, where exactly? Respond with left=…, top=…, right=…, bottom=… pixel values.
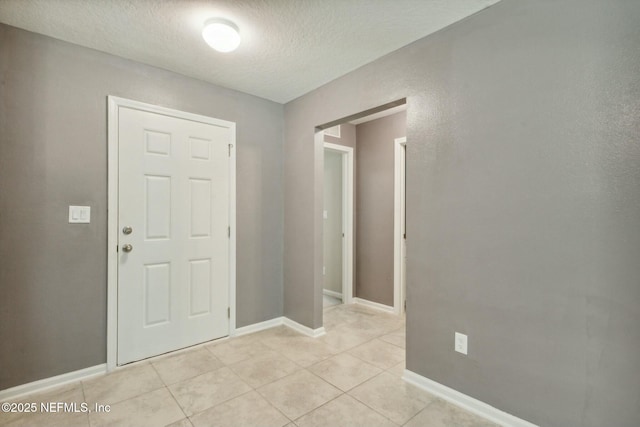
left=69, top=206, right=91, bottom=223
left=455, top=332, right=468, bottom=355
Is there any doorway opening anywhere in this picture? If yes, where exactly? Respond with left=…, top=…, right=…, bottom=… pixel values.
left=318, top=99, right=407, bottom=318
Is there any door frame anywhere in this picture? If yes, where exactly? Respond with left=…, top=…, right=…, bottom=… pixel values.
left=323, top=142, right=354, bottom=305
left=106, top=96, right=236, bottom=371
left=393, top=137, right=407, bottom=315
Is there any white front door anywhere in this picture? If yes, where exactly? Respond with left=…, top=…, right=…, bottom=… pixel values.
left=116, top=105, right=232, bottom=365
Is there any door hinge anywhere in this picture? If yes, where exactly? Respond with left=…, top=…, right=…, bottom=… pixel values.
left=227, top=307, right=230, bottom=318
left=228, top=226, right=230, bottom=238
left=228, top=144, right=232, bottom=157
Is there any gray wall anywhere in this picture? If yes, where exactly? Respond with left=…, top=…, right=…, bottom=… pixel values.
left=283, top=1, right=640, bottom=426
left=0, top=25, right=283, bottom=390
left=323, top=150, right=343, bottom=295
left=355, top=112, right=406, bottom=306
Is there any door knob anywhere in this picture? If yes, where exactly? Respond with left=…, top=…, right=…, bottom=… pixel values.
left=122, top=226, right=133, bottom=235
left=122, top=244, right=133, bottom=253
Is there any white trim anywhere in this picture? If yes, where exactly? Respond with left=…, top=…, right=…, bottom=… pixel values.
left=283, top=317, right=326, bottom=337
left=233, top=316, right=327, bottom=338
left=394, top=137, right=407, bottom=315
left=232, top=317, right=285, bottom=337
left=0, top=364, right=107, bottom=401
left=228, top=126, right=237, bottom=336
left=232, top=315, right=327, bottom=338
left=353, top=297, right=395, bottom=314
left=323, top=289, right=343, bottom=300
left=106, top=97, right=119, bottom=372
left=106, top=96, right=236, bottom=371
left=323, top=142, right=354, bottom=306
left=402, top=370, right=539, bottom=427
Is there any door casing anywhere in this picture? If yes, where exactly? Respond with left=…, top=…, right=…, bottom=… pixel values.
left=106, top=96, right=237, bottom=371
left=394, top=137, right=407, bottom=315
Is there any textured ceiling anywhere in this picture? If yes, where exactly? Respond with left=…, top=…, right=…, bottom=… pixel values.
left=0, top=0, right=499, bottom=103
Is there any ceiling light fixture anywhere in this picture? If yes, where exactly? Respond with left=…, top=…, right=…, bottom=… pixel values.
left=202, top=18, right=241, bottom=53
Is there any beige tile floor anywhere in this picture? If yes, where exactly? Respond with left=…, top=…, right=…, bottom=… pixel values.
left=1, top=304, right=497, bottom=427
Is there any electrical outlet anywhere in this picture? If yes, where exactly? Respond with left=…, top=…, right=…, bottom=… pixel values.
left=455, top=332, right=468, bottom=355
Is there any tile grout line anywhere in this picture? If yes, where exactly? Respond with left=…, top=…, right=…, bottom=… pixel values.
left=82, top=362, right=166, bottom=408
left=292, top=310, right=407, bottom=425
left=169, top=366, right=255, bottom=419
left=79, top=380, right=91, bottom=427
left=291, top=390, right=346, bottom=424
left=184, top=387, right=255, bottom=421
left=258, top=389, right=297, bottom=425
left=344, top=341, right=403, bottom=370
left=182, top=341, right=298, bottom=424
left=400, top=399, right=439, bottom=427
left=163, top=384, right=189, bottom=424
left=150, top=351, right=227, bottom=389
left=343, top=370, right=403, bottom=425
left=150, top=359, right=232, bottom=423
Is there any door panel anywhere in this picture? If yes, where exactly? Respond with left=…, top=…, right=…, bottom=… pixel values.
left=189, top=259, right=212, bottom=317
left=143, top=262, right=171, bottom=326
left=117, top=106, right=230, bottom=365
left=145, top=175, right=172, bottom=239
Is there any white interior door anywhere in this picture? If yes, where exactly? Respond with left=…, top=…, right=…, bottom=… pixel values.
left=117, top=106, right=231, bottom=365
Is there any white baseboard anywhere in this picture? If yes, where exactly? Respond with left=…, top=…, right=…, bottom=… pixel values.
left=353, top=297, right=395, bottom=314
left=402, top=370, right=538, bottom=427
left=233, top=316, right=325, bottom=338
left=233, top=317, right=285, bottom=337
left=283, top=317, right=326, bottom=337
left=0, top=364, right=107, bottom=402
left=323, top=289, right=343, bottom=299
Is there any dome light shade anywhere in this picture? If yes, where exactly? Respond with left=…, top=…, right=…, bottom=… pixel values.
left=202, top=19, right=241, bottom=52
